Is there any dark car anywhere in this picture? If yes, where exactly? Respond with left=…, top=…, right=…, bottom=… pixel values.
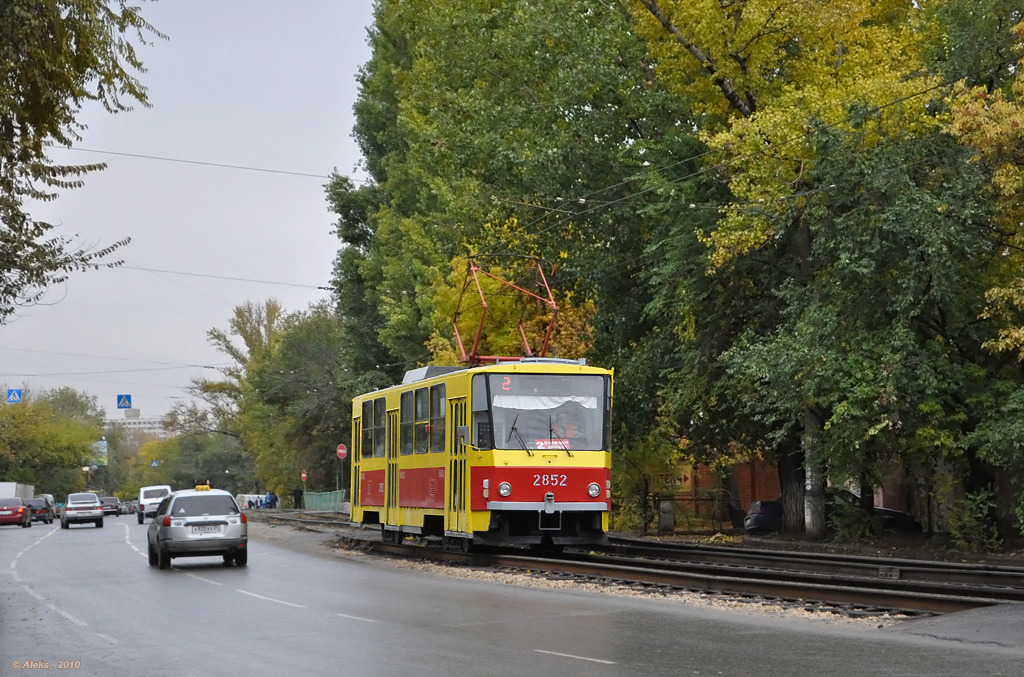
left=99, top=496, right=120, bottom=516
left=743, top=499, right=784, bottom=532
left=24, top=498, right=54, bottom=524
left=0, top=498, right=32, bottom=528
left=744, top=488, right=922, bottom=534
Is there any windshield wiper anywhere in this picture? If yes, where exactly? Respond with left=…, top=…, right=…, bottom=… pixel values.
left=549, top=415, right=572, bottom=455
left=507, top=414, right=533, bottom=456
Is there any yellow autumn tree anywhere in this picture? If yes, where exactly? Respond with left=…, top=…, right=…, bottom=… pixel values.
left=629, top=0, right=938, bottom=267
left=430, top=256, right=594, bottom=363
left=948, top=21, right=1024, bottom=357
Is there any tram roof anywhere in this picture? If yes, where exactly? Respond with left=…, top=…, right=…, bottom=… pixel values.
left=400, top=358, right=592, bottom=385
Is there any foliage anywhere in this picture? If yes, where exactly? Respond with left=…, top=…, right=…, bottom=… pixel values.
left=946, top=487, right=1004, bottom=552
left=134, top=434, right=255, bottom=495
left=332, top=0, right=711, bottom=525
left=827, top=504, right=883, bottom=542
left=168, top=299, right=293, bottom=437
left=0, top=0, right=164, bottom=321
left=0, top=388, right=103, bottom=497
left=241, top=301, right=361, bottom=495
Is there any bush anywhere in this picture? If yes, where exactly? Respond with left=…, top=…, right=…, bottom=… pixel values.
left=828, top=504, right=881, bottom=542
left=947, top=488, right=1003, bottom=553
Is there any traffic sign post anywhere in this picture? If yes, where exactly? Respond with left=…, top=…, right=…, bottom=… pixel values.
left=336, top=443, right=349, bottom=494
left=301, top=469, right=307, bottom=482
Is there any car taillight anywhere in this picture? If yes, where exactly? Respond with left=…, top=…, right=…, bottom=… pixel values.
left=17, top=507, right=24, bottom=514
left=162, top=516, right=171, bottom=527
left=240, top=513, right=247, bottom=524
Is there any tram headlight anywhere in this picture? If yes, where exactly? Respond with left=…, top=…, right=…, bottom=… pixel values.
left=587, top=482, right=601, bottom=498
left=497, top=482, right=512, bottom=497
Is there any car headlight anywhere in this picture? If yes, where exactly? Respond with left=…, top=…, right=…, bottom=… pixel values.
left=587, top=482, right=601, bottom=498
left=497, top=482, right=512, bottom=497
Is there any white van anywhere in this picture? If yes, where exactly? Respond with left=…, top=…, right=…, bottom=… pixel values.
left=137, top=485, right=172, bottom=524
left=235, top=494, right=262, bottom=510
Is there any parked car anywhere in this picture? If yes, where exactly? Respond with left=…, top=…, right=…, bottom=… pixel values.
left=99, top=496, right=120, bottom=516
left=147, top=486, right=248, bottom=569
left=743, top=499, right=784, bottom=532
left=61, top=492, right=103, bottom=529
left=0, top=497, right=32, bottom=528
left=24, top=497, right=54, bottom=524
left=744, top=488, right=922, bottom=534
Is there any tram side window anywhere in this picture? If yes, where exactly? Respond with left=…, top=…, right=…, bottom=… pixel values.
left=400, top=391, right=414, bottom=455
left=471, top=374, right=492, bottom=449
left=401, top=391, right=413, bottom=454
left=361, top=402, right=373, bottom=459
left=429, top=384, right=445, bottom=452
left=414, top=388, right=429, bottom=453
left=373, top=397, right=386, bottom=457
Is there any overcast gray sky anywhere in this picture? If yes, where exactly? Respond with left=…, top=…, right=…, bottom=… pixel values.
left=0, top=1, right=375, bottom=420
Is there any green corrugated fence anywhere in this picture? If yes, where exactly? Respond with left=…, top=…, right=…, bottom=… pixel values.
left=303, top=490, right=346, bottom=512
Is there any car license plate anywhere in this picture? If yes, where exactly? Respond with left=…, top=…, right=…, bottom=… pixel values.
left=0, top=510, right=10, bottom=515
left=191, top=525, right=219, bottom=535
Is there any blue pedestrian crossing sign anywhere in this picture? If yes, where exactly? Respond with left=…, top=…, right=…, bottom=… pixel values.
left=7, top=389, right=22, bottom=404
left=117, top=394, right=132, bottom=409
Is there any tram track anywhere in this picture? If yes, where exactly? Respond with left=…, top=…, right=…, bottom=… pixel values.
left=259, top=512, right=1024, bottom=617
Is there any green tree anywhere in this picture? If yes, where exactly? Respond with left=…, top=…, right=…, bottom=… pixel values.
left=242, top=302, right=362, bottom=495
left=0, top=389, right=102, bottom=497
left=332, top=0, right=709, bottom=514
left=0, top=0, right=164, bottom=321
left=168, top=299, right=293, bottom=437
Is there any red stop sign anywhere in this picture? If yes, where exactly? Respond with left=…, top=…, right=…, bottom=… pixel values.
left=337, top=443, right=348, bottom=460
left=301, top=469, right=307, bottom=481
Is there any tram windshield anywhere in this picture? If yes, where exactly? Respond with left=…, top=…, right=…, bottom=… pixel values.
left=472, top=373, right=609, bottom=451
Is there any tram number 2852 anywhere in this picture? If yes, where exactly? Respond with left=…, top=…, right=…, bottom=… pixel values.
left=533, top=474, right=568, bottom=487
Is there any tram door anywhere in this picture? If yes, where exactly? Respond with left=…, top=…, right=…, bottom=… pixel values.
left=351, top=418, right=361, bottom=514
left=446, top=397, right=468, bottom=533
left=385, top=409, right=400, bottom=527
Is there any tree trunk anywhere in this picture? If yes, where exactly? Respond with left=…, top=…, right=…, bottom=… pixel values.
left=803, top=408, right=827, bottom=539
left=778, top=442, right=805, bottom=532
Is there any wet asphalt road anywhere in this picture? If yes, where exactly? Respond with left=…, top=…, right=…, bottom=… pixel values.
left=1, top=516, right=1022, bottom=676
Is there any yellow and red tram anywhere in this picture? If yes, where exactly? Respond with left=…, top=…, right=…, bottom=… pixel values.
left=350, top=358, right=613, bottom=550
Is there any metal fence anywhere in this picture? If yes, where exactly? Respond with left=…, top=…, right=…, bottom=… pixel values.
left=303, top=490, right=347, bottom=512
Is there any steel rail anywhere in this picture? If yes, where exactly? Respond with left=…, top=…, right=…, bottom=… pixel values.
left=600, top=538, right=1024, bottom=589
left=367, top=541, right=992, bottom=615
left=259, top=513, right=1023, bottom=614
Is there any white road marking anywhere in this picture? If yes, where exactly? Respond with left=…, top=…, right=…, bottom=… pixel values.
left=534, top=650, right=616, bottom=665
left=336, top=613, right=377, bottom=623
left=123, top=522, right=142, bottom=553
left=21, top=585, right=43, bottom=601
left=186, top=573, right=222, bottom=585
left=48, top=604, right=86, bottom=627
left=237, top=590, right=306, bottom=608
left=96, top=633, right=119, bottom=645
left=6, top=525, right=89, bottom=630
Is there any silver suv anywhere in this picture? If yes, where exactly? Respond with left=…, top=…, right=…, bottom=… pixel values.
left=147, top=487, right=248, bottom=569
left=62, top=492, right=103, bottom=528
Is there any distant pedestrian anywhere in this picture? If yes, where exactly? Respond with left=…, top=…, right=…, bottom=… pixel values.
left=291, top=487, right=303, bottom=510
